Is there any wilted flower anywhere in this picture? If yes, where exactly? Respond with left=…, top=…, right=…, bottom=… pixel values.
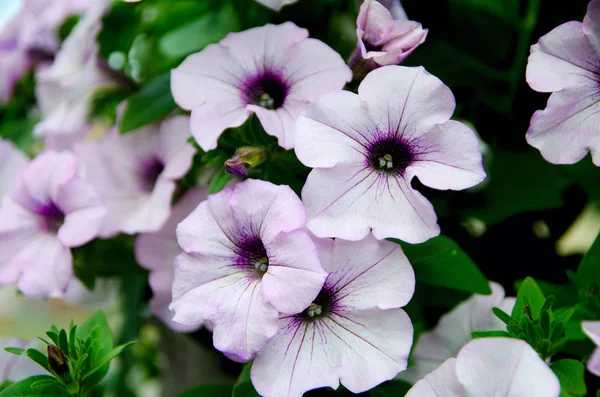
left=0, top=138, right=29, bottom=201
left=0, top=151, right=106, bottom=298
left=251, top=236, right=415, bottom=397
left=253, top=0, right=299, bottom=11
left=348, top=0, right=427, bottom=81
left=582, top=321, right=600, bottom=376
left=170, top=179, right=327, bottom=361
left=0, top=0, right=91, bottom=103
left=295, top=66, right=485, bottom=243
left=135, top=188, right=208, bottom=333
left=34, top=1, right=116, bottom=149
left=398, top=282, right=515, bottom=383
left=406, top=338, right=560, bottom=397
left=171, top=22, right=351, bottom=151
left=525, top=0, right=600, bottom=166
left=75, top=115, right=195, bottom=237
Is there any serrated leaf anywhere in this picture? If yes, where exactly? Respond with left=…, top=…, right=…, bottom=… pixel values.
left=550, top=359, right=587, bottom=397
left=0, top=375, right=70, bottom=397
left=118, top=73, right=176, bottom=133
left=512, top=277, right=545, bottom=322
left=471, top=330, right=512, bottom=339
left=392, top=236, right=490, bottom=294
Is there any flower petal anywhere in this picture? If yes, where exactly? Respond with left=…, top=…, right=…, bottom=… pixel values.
left=584, top=0, right=600, bottom=44
left=303, top=165, right=439, bottom=243
left=410, top=120, right=486, bottom=190
left=0, top=139, right=28, bottom=201
left=155, top=115, right=196, bottom=180
left=405, top=358, right=464, bottom=397
left=527, top=86, right=600, bottom=165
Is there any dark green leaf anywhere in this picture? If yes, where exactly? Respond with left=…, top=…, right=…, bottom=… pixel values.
left=550, top=359, right=587, bottom=397
left=369, top=380, right=412, bottom=397
left=58, top=330, right=68, bottom=357
left=177, top=384, right=233, bottom=397
left=232, top=363, right=260, bottom=397
left=393, top=236, right=490, bottom=294
left=0, top=376, right=69, bottom=397
left=471, top=330, right=512, bottom=338
left=119, top=73, right=176, bottom=133
left=576, top=232, right=600, bottom=292
left=512, top=277, right=545, bottom=322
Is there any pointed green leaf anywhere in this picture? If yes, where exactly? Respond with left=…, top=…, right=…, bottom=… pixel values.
left=4, top=348, right=25, bottom=356
left=391, top=236, right=491, bottom=294
left=69, top=325, right=78, bottom=361
left=208, top=166, right=234, bottom=194
left=25, top=349, right=50, bottom=373
left=492, top=307, right=516, bottom=326
left=576, top=232, right=600, bottom=293
left=550, top=359, right=587, bottom=397
left=512, top=277, right=545, bottom=322
left=0, top=375, right=70, bottom=397
left=58, top=330, right=68, bottom=357
left=82, top=341, right=136, bottom=381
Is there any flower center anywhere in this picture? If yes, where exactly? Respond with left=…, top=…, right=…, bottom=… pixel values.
left=235, top=236, right=269, bottom=274
left=362, top=34, right=382, bottom=52
left=39, top=202, right=65, bottom=233
left=139, top=157, right=165, bottom=192
left=245, top=73, right=287, bottom=110
left=368, top=137, right=413, bottom=174
left=300, top=288, right=333, bottom=321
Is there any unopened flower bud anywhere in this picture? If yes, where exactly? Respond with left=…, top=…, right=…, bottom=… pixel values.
left=48, top=345, right=69, bottom=376
left=225, top=147, right=266, bottom=178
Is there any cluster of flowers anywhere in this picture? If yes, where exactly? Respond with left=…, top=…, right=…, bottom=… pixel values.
left=0, top=0, right=599, bottom=395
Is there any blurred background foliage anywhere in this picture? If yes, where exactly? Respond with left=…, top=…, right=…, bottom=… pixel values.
left=1, top=0, right=600, bottom=395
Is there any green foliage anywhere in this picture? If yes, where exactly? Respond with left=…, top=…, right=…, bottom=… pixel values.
left=368, top=380, right=412, bottom=397
left=392, top=235, right=491, bottom=294
left=232, top=364, right=260, bottom=397
left=177, top=384, right=233, bottom=397
left=550, top=359, right=587, bottom=397
left=2, top=312, right=134, bottom=397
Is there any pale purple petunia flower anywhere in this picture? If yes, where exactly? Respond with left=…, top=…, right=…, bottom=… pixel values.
left=75, top=115, right=195, bottom=237
left=253, top=0, right=298, bottom=11
left=295, top=65, right=486, bottom=243
left=582, top=321, right=600, bottom=376
left=398, top=282, right=515, bottom=383
left=171, top=22, right=352, bottom=151
left=0, top=0, right=92, bottom=103
left=348, top=0, right=426, bottom=78
left=526, top=0, right=600, bottom=166
left=251, top=235, right=415, bottom=397
left=34, top=0, right=116, bottom=149
left=0, top=138, right=29, bottom=201
left=379, top=0, right=408, bottom=20
left=135, top=188, right=208, bottom=333
left=406, top=338, right=561, bottom=397
left=170, top=179, right=327, bottom=362
left=0, top=151, right=106, bottom=298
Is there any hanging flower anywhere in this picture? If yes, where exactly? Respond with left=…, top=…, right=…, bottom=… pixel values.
left=582, top=321, right=600, bottom=376
left=250, top=235, right=415, bottom=397
left=75, top=115, right=196, bottom=237
left=406, top=338, right=561, bottom=397
left=135, top=188, right=208, bottom=333
left=525, top=0, right=600, bottom=166
left=0, top=151, right=106, bottom=298
left=295, top=65, right=486, bottom=243
left=0, top=138, right=29, bottom=201
left=170, top=179, right=327, bottom=362
left=171, top=22, right=352, bottom=151
left=398, top=282, right=515, bottom=383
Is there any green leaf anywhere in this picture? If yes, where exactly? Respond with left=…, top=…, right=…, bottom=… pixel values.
left=4, top=347, right=25, bottom=356
left=208, top=167, right=234, bottom=194
left=392, top=236, right=491, bottom=294
left=118, top=73, right=176, bottom=133
left=576, top=231, right=600, bottom=291
left=492, top=307, right=516, bottom=326
left=77, top=311, right=114, bottom=391
left=471, top=330, right=512, bottom=338
left=515, top=280, right=579, bottom=309
left=158, top=2, right=239, bottom=59
left=550, top=359, right=587, bottom=397
left=82, top=342, right=136, bottom=381
left=512, top=277, right=545, bottom=322
left=25, top=349, right=50, bottom=373
left=0, top=376, right=70, bottom=397
left=232, top=363, right=260, bottom=397
left=58, top=330, right=68, bottom=357
left=177, top=384, right=233, bottom=397
left=369, top=380, right=412, bottom=397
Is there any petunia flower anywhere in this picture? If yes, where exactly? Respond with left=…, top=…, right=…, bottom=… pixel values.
left=398, top=282, right=516, bottom=383
left=295, top=65, right=486, bottom=243
left=0, top=0, right=92, bottom=103
left=250, top=235, right=415, bottom=397
left=171, top=22, right=351, bottom=151
left=170, top=179, right=327, bottom=362
left=34, top=0, right=116, bottom=149
left=525, top=0, right=600, bottom=166
left=406, top=338, right=561, bottom=397
left=75, top=115, right=195, bottom=237
left=379, top=0, right=408, bottom=20
left=135, top=188, right=208, bottom=333
left=582, top=321, right=600, bottom=376
left=0, top=138, right=29, bottom=201
left=0, top=151, right=106, bottom=298
left=348, top=0, right=427, bottom=81
left=253, top=0, right=298, bottom=11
